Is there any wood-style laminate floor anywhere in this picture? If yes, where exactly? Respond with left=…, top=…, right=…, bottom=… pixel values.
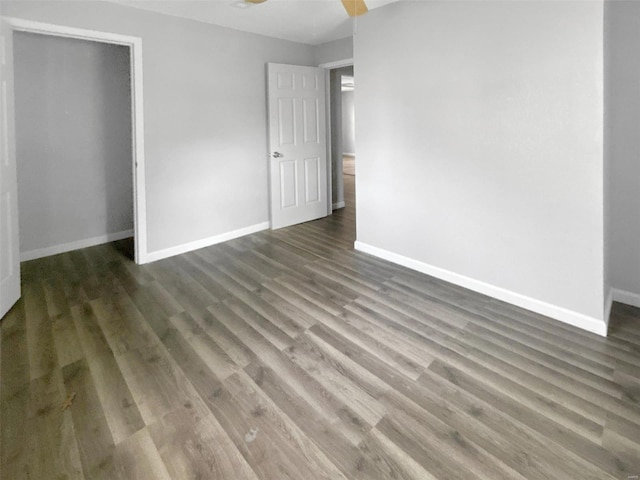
left=343, top=155, right=355, bottom=176
left=2, top=174, right=640, bottom=479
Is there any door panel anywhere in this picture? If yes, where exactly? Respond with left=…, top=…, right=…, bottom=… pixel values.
left=0, top=19, right=21, bottom=319
left=278, top=98, right=295, bottom=145
left=268, top=63, right=327, bottom=229
left=277, top=71, right=294, bottom=89
left=304, top=157, right=320, bottom=204
left=302, top=98, right=319, bottom=144
left=280, top=160, right=297, bottom=209
left=301, top=72, right=318, bottom=91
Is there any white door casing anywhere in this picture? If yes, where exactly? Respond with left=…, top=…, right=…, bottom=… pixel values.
left=267, top=63, right=327, bottom=229
left=1, top=17, right=148, bottom=269
left=0, top=18, right=21, bottom=318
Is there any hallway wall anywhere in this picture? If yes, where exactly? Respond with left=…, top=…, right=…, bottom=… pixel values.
left=330, top=65, right=353, bottom=208
left=605, top=0, right=640, bottom=307
left=342, top=90, right=355, bottom=155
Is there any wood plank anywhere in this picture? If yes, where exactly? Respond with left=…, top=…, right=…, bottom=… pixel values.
left=378, top=394, right=526, bottom=480
left=210, top=302, right=370, bottom=441
left=148, top=308, right=350, bottom=480
left=282, top=333, right=388, bottom=426
left=197, top=309, right=258, bottom=368
left=349, top=295, right=608, bottom=441
left=224, top=297, right=296, bottom=351
left=217, top=371, right=350, bottom=480
left=149, top=409, right=259, bottom=480
left=24, top=283, right=57, bottom=381
left=91, top=293, right=159, bottom=357
left=62, top=359, right=117, bottom=479
left=243, top=361, right=368, bottom=473
left=27, top=369, right=85, bottom=480
left=169, top=311, right=240, bottom=380
left=386, top=277, right=620, bottom=381
left=426, top=360, right=635, bottom=478
left=1, top=300, right=30, bottom=399
left=4, top=173, right=640, bottom=480
left=1, top=385, right=31, bottom=478
left=385, top=364, right=617, bottom=480
left=115, top=343, right=208, bottom=426
left=113, top=428, right=172, bottom=480
left=72, top=301, right=145, bottom=444
left=0, top=302, right=31, bottom=479
left=355, top=428, right=440, bottom=480
left=44, top=276, right=85, bottom=367
left=309, top=321, right=425, bottom=381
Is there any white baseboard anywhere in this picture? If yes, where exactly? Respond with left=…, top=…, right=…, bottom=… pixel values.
left=611, top=288, right=640, bottom=309
left=21, top=230, right=134, bottom=262
left=332, top=201, right=346, bottom=210
left=354, top=241, right=608, bottom=337
left=343, top=152, right=355, bottom=157
left=144, top=222, right=270, bottom=264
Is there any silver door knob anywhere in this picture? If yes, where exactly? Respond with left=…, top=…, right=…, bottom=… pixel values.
left=272, top=152, right=283, bottom=158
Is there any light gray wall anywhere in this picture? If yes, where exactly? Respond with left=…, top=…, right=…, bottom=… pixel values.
left=605, top=0, right=640, bottom=300
left=314, top=36, right=353, bottom=65
left=14, top=32, right=133, bottom=255
left=341, top=90, right=355, bottom=154
left=2, top=1, right=315, bottom=254
left=355, top=1, right=605, bottom=320
left=604, top=10, right=612, bottom=313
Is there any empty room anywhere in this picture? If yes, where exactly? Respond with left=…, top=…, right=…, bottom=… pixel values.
left=1, top=1, right=639, bottom=479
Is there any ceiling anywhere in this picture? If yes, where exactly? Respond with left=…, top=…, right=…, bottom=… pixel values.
left=111, top=0, right=401, bottom=45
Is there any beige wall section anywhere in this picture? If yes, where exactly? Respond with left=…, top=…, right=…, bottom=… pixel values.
left=14, top=32, right=133, bottom=255
left=605, top=0, right=640, bottom=304
left=355, top=1, right=605, bottom=323
left=1, top=1, right=315, bottom=254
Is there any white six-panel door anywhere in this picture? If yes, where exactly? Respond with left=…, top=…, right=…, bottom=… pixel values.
left=267, top=63, right=327, bottom=229
left=0, top=18, right=21, bottom=319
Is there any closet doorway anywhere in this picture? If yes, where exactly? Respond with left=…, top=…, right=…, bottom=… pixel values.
left=0, top=18, right=147, bottom=318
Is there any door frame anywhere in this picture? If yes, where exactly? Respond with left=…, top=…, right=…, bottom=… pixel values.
left=2, top=17, right=148, bottom=264
left=267, top=63, right=328, bottom=230
left=319, top=58, right=354, bottom=216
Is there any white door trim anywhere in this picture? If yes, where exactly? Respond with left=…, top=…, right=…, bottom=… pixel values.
left=2, top=17, right=148, bottom=264
left=318, top=58, right=354, bottom=69
left=319, top=58, right=354, bottom=216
